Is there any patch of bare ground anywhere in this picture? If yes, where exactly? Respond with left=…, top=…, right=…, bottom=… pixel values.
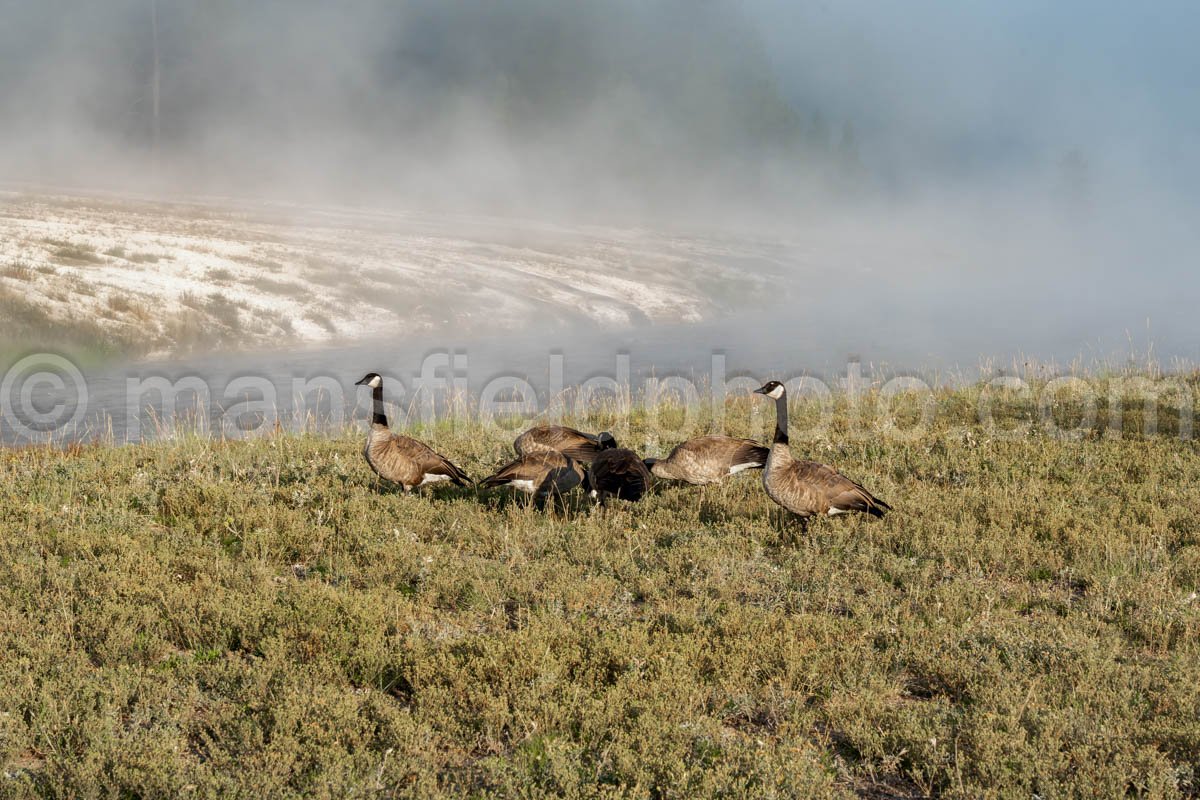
left=0, top=191, right=781, bottom=358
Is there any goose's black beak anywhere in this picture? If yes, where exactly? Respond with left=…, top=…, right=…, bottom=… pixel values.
left=354, top=377, right=370, bottom=386
left=752, top=386, right=767, bottom=395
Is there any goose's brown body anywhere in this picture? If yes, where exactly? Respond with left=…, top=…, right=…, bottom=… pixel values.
left=355, top=373, right=470, bottom=491
left=513, top=425, right=613, bottom=463
left=586, top=448, right=652, bottom=503
left=762, top=443, right=889, bottom=519
left=647, top=435, right=768, bottom=485
left=754, top=381, right=890, bottom=522
left=480, top=450, right=585, bottom=500
left=363, top=424, right=471, bottom=490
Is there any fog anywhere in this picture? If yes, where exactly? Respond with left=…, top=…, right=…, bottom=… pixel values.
left=0, top=0, right=817, bottom=218
left=1, top=0, right=1198, bottom=369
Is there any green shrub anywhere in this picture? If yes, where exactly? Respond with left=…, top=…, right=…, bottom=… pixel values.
left=0, top=391, right=1197, bottom=797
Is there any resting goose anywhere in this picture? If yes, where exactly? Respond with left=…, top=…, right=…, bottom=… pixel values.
left=354, top=373, right=471, bottom=491
left=513, top=425, right=617, bottom=463
left=753, top=380, right=890, bottom=524
left=479, top=450, right=585, bottom=505
left=584, top=448, right=652, bottom=504
left=643, top=435, right=769, bottom=486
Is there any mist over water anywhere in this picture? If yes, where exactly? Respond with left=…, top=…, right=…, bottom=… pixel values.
left=1, top=0, right=1198, bottom=409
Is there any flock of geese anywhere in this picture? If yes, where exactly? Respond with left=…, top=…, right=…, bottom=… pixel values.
left=354, top=372, right=891, bottom=526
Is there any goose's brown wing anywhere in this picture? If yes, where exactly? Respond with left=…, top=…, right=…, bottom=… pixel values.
left=590, top=449, right=652, bottom=501
left=718, top=437, right=770, bottom=470
left=515, top=425, right=604, bottom=462
left=795, top=460, right=890, bottom=517
left=481, top=451, right=564, bottom=488
left=480, top=456, right=532, bottom=488
left=393, top=436, right=471, bottom=486
left=662, top=436, right=768, bottom=483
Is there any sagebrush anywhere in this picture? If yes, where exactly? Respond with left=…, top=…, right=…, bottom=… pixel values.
left=1, top=384, right=1198, bottom=798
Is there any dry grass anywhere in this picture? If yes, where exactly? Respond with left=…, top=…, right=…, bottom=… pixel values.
left=105, top=293, right=155, bottom=324
left=0, top=287, right=132, bottom=359
left=105, top=245, right=162, bottom=264
left=1, top=261, right=34, bottom=281
left=45, top=238, right=103, bottom=265
left=205, top=292, right=243, bottom=331
left=1, top=281, right=272, bottom=359
left=0, top=385, right=1198, bottom=797
left=246, top=275, right=309, bottom=299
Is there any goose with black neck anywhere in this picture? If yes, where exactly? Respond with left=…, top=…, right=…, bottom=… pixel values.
left=753, top=380, right=891, bottom=528
left=354, top=372, right=472, bottom=491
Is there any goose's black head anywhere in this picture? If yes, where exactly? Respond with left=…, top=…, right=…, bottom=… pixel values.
left=354, top=372, right=383, bottom=388
left=598, top=431, right=618, bottom=449
left=753, top=380, right=786, bottom=399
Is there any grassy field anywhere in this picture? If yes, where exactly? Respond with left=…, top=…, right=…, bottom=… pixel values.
left=1, top=382, right=1199, bottom=798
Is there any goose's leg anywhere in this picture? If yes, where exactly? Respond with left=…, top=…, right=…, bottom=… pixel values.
left=719, top=481, right=733, bottom=516
left=789, top=514, right=809, bottom=544
left=778, top=512, right=795, bottom=545
left=549, top=488, right=560, bottom=516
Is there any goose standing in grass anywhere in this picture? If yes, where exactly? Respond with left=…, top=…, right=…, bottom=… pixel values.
left=479, top=450, right=585, bottom=507
left=513, top=425, right=617, bottom=463
left=753, top=380, right=890, bottom=526
left=354, top=373, right=471, bottom=491
left=643, top=435, right=769, bottom=486
left=584, top=448, right=653, bottom=505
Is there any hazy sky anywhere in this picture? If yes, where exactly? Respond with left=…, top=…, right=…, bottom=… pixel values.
left=0, top=0, right=1194, bottom=223
left=747, top=0, right=1199, bottom=196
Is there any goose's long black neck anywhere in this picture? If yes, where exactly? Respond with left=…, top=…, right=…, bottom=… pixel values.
left=371, top=385, right=388, bottom=427
left=773, top=394, right=789, bottom=445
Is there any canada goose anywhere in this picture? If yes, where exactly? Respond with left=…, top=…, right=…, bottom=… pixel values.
left=753, top=380, right=890, bottom=524
left=513, top=425, right=617, bottom=463
left=584, top=448, right=652, bottom=505
left=643, top=435, right=769, bottom=486
left=479, top=450, right=585, bottom=505
left=354, top=373, right=471, bottom=491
